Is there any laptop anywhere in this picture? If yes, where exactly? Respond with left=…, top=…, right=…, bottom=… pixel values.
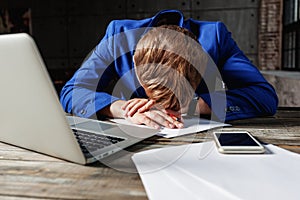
left=0, top=33, right=158, bottom=164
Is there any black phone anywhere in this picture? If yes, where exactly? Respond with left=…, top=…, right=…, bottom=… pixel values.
left=213, top=131, right=265, bottom=154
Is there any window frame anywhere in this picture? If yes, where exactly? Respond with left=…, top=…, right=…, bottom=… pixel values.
left=282, top=0, right=300, bottom=71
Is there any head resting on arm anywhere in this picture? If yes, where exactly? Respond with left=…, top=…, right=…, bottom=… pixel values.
left=133, top=25, right=207, bottom=113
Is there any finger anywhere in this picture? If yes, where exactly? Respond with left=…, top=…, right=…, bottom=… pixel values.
left=165, top=114, right=184, bottom=129
left=124, top=99, right=147, bottom=114
left=138, top=99, right=156, bottom=113
left=124, top=101, right=139, bottom=116
left=123, top=99, right=149, bottom=112
left=127, top=100, right=149, bottom=117
left=174, top=120, right=184, bottom=129
left=121, top=99, right=136, bottom=110
left=139, top=115, right=161, bottom=129
left=166, top=109, right=181, bottom=117
left=166, top=109, right=184, bottom=122
left=165, top=109, right=184, bottom=128
left=126, top=112, right=161, bottom=129
left=146, top=110, right=176, bottom=129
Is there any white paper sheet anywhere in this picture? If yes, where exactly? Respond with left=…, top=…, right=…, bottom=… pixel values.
left=132, top=142, right=300, bottom=200
left=110, top=117, right=230, bottom=138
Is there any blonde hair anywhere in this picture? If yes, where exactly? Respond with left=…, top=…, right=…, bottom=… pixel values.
left=133, top=25, right=207, bottom=111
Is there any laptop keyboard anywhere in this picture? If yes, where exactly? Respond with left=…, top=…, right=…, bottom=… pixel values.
left=72, top=129, right=125, bottom=158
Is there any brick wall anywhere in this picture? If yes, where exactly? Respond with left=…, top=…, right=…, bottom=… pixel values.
left=258, top=0, right=283, bottom=70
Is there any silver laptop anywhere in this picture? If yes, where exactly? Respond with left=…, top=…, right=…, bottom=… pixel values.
left=0, top=33, right=158, bottom=164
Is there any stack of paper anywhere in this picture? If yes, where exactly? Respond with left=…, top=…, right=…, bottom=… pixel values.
left=132, top=142, right=300, bottom=200
left=110, top=117, right=230, bottom=138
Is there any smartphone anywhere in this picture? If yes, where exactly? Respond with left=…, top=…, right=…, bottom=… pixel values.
left=213, top=131, right=265, bottom=154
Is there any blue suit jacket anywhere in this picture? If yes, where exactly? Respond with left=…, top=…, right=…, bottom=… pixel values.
left=60, top=10, right=278, bottom=122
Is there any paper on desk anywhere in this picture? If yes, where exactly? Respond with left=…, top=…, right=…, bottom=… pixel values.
left=110, top=117, right=230, bottom=138
left=132, top=142, right=300, bottom=200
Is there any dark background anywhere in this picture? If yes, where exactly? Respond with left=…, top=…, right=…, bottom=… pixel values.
left=0, top=0, right=261, bottom=94
left=2, top=0, right=298, bottom=109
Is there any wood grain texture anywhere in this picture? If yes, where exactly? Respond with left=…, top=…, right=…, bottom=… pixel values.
left=0, top=109, right=299, bottom=199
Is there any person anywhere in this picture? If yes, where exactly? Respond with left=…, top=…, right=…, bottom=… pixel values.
left=60, top=9, right=278, bottom=129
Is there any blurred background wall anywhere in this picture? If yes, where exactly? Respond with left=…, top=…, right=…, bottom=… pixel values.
left=0, top=0, right=299, bottom=107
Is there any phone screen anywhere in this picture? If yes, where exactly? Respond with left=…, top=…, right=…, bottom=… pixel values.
left=215, top=133, right=260, bottom=146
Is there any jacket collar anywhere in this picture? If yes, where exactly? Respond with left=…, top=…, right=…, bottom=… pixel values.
left=149, top=10, right=184, bottom=27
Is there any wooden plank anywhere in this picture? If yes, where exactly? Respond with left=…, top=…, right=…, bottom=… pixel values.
left=277, top=145, right=300, bottom=154
left=0, top=109, right=299, bottom=200
left=0, top=160, right=146, bottom=200
left=275, top=108, right=300, bottom=118
left=0, top=196, right=47, bottom=200
left=0, top=142, right=63, bottom=162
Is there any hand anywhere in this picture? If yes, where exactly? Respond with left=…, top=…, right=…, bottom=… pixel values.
left=165, top=109, right=184, bottom=123
left=126, top=108, right=184, bottom=129
left=180, top=97, right=211, bottom=116
left=121, top=98, right=156, bottom=117
left=197, top=97, right=211, bottom=114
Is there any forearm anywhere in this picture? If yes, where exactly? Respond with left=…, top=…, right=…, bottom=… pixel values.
left=196, top=97, right=211, bottom=115
left=199, top=84, right=278, bottom=121
left=225, top=85, right=278, bottom=121
left=97, top=100, right=127, bottom=118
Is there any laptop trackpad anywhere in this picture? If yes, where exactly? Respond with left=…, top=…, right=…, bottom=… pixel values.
left=72, top=121, right=117, bottom=132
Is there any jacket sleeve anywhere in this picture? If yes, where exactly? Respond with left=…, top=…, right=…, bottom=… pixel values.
left=199, top=22, right=278, bottom=122
left=60, top=21, right=121, bottom=119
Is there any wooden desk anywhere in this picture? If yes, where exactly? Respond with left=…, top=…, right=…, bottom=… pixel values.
left=0, top=108, right=299, bottom=200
